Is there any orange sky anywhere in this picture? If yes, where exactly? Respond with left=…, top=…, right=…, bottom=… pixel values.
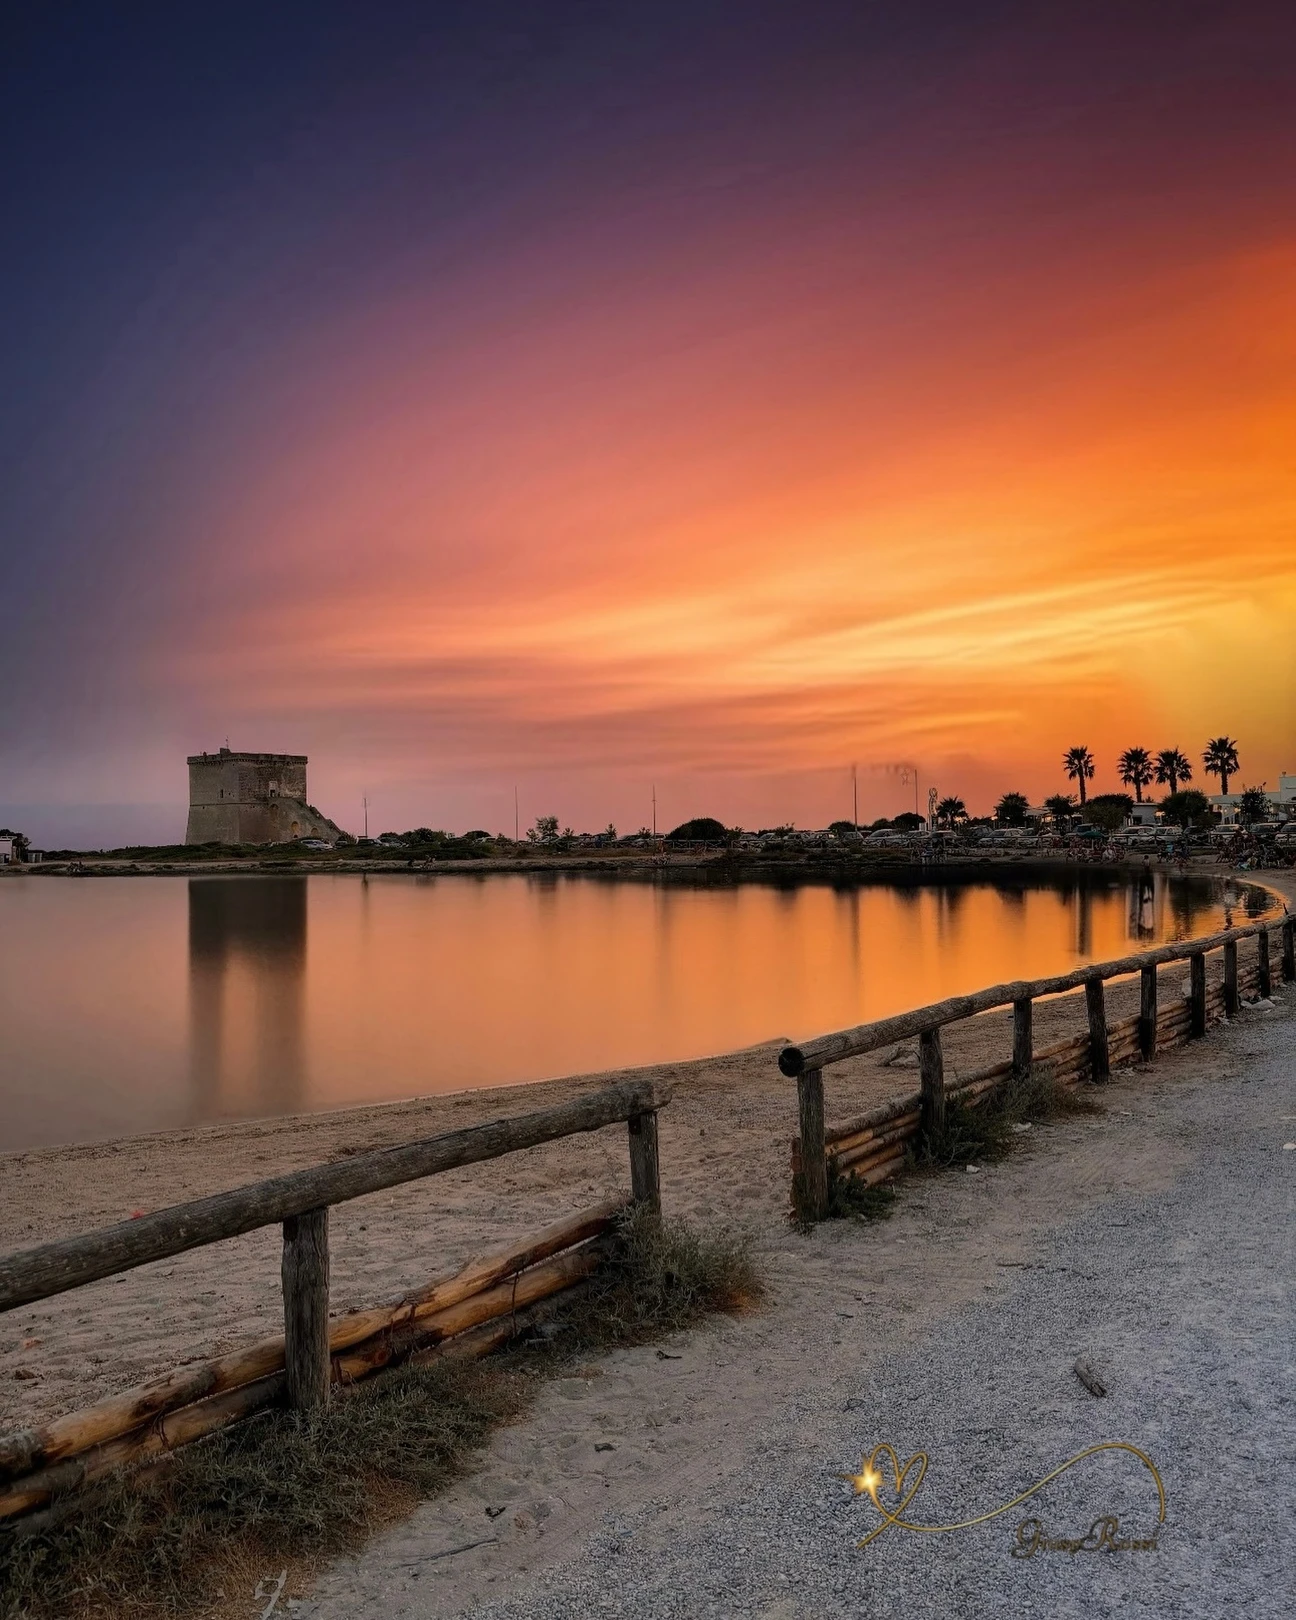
left=172, top=220, right=1295, bottom=831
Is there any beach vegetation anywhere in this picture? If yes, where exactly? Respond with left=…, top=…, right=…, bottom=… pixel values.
left=1043, top=792, right=1077, bottom=825
left=1084, top=793, right=1133, bottom=832
left=1116, top=747, right=1154, bottom=802
left=1202, top=736, right=1240, bottom=797
left=665, top=817, right=728, bottom=843
left=993, top=792, right=1030, bottom=826
left=1154, top=748, right=1193, bottom=794
left=915, top=1063, right=1101, bottom=1171
left=0, top=1209, right=759, bottom=1620
left=1237, top=786, right=1271, bottom=824
left=1160, top=789, right=1211, bottom=829
left=1062, top=745, right=1095, bottom=804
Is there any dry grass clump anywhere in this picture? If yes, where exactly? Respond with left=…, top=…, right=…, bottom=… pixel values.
left=0, top=1210, right=761, bottom=1620
left=0, top=1357, right=522, bottom=1620
left=790, top=1171, right=897, bottom=1230
left=552, top=1203, right=762, bottom=1350
left=916, top=1063, right=1100, bottom=1170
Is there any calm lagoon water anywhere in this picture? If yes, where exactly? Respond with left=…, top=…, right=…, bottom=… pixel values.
left=0, top=870, right=1274, bottom=1151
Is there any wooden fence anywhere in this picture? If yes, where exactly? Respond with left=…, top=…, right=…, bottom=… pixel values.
left=781, top=914, right=1294, bottom=1219
left=0, top=1078, right=670, bottom=1521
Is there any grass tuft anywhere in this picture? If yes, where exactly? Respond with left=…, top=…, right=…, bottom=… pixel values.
left=790, top=1169, right=897, bottom=1230
left=916, top=1063, right=1100, bottom=1169
left=551, top=1204, right=762, bottom=1350
left=0, top=1358, right=522, bottom=1620
left=0, top=1210, right=760, bottom=1620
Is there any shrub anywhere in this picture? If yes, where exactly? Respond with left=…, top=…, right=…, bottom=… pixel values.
left=665, top=817, right=728, bottom=843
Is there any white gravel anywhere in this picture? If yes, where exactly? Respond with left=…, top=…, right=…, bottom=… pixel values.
left=304, top=993, right=1295, bottom=1620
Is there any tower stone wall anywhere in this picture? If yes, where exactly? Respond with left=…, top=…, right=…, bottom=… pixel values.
left=185, top=749, right=342, bottom=845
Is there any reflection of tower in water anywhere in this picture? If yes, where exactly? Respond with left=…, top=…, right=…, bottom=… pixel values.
left=188, top=879, right=307, bottom=1123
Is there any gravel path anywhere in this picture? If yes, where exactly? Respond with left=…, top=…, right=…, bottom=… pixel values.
left=304, top=982, right=1294, bottom=1620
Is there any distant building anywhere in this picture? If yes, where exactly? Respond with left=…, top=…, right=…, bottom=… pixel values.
left=0, top=830, right=31, bottom=865
left=185, top=749, right=343, bottom=846
left=1127, top=803, right=1158, bottom=827
left=1208, top=772, right=1296, bottom=826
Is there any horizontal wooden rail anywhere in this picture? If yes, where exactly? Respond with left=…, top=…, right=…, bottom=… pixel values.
left=0, top=1204, right=625, bottom=1519
left=0, top=1200, right=625, bottom=1486
left=779, top=918, right=1283, bottom=1075
left=785, top=913, right=1292, bottom=1221
left=0, top=1079, right=669, bottom=1314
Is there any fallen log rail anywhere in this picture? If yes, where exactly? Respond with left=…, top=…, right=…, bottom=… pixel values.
left=0, top=1079, right=670, bottom=1520
left=782, top=913, right=1292, bottom=1219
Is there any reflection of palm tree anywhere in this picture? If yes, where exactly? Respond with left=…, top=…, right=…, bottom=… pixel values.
left=936, top=795, right=967, bottom=828
left=1154, top=748, right=1192, bottom=795
left=1118, top=746, right=1154, bottom=802
left=1203, top=736, right=1240, bottom=797
left=1063, top=746, right=1095, bottom=805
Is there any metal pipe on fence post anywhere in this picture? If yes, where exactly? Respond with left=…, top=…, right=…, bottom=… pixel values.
left=1012, top=997, right=1033, bottom=1081
left=1085, top=977, right=1110, bottom=1083
left=796, top=1069, right=828, bottom=1221
left=282, top=1208, right=330, bottom=1412
left=1223, top=938, right=1239, bottom=1016
left=919, top=1029, right=946, bottom=1140
left=627, top=1110, right=661, bottom=1213
left=1139, top=964, right=1158, bottom=1061
left=1257, top=930, right=1272, bottom=1001
left=1282, top=918, right=1295, bottom=983
left=1190, top=952, right=1207, bottom=1038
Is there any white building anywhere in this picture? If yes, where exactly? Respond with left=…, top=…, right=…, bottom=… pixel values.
left=1209, top=772, right=1296, bottom=825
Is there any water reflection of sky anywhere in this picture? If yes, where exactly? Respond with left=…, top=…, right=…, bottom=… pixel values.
left=0, top=871, right=1277, bottom=1150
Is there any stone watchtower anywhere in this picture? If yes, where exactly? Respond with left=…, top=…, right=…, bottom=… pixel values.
left=185, top=749, right=343, bottom=845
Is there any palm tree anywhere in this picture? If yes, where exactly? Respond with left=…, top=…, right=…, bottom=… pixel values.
left=1203, top=736, right=1240, bottom=798
left=1063, top=746, right=1095, bottom=805
left=1117, top=746, right=1154, bottom=803
left=994, top=791, right=1030, bottom=827
left=1043, top=792, right=1077, bottom=826
left=1154, top=748, right=1193, bottom=795
left=935, top=795, right=967, bottom=829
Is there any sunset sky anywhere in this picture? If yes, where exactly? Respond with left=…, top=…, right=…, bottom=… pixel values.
left=3, top=3, right=1294, bottom=844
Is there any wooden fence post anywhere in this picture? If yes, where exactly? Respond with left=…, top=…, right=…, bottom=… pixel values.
left=1139, top=964, right=1158, bottom=1061
left=1189, top=952, right=1207, bottom=1038
left=1012, top=997, right=1033, bottom=1081
left=1257, top=930, right=1272, bottom=1001
left=282, top=1208, right=330, bottom=1412
left=1283, top=918, right=1295, bottom=984
left=1085, top=977, right=1110, bottom=1083
left=796, top=1069, right=828, bottom=1220
left=1223, top=938, right=1239, bottom=1016
left=627, top=1110, right=661, bottom=1213
left=919, top=1028, right=946, bottom=1140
